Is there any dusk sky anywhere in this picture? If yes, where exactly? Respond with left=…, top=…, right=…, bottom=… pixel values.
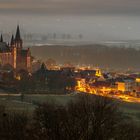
left=0, top=0, right=140, bottom=42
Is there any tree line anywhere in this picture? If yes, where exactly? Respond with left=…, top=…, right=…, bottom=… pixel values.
left=31, top=44, right=140, bottom=70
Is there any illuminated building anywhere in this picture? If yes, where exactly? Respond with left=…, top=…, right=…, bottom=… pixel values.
left=117, top=82, right=125, bottom=92
left=76, top=78, right=86, bottom=92
left=0, top=25, right=32, bottom=71
left=134, top=78, right=140, bottom=95
left=117, top=79, right=134, bottom=92
left=136, top=78, right=140, bottom=83
left=95, top=68, right=102, bottom=77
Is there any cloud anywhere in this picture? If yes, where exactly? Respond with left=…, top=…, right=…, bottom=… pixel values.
left=0, top=0, right=140, bottom=15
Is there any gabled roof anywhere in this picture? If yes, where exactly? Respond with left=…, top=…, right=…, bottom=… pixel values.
left=92, top=81, right=111, bottom=87
left=0, top=42, right=10, bottom=53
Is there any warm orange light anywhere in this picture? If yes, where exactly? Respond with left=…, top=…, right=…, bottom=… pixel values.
left=136, top=78, right=140, bottom=83
left=117, top=82, right=125, bottom=92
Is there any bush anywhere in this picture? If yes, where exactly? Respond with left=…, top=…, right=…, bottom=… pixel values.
left=0, top=107, right=29, bottom=140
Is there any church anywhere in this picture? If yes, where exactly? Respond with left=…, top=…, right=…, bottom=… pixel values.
left=0, top=25, right=31, bottom=72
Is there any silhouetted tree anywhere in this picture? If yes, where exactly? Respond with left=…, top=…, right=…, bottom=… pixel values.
left=33, top=95, right=121, bottom=140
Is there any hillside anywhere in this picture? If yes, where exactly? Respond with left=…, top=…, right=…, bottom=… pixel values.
left=31, top=44, right=140, bottom=70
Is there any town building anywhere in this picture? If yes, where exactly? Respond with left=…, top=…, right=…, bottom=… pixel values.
left=116, top=78, right=135, bottom=93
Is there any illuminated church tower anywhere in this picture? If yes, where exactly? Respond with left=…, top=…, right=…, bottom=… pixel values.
left=0, top=25, right=32, bottom=72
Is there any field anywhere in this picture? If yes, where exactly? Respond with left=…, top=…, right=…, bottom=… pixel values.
left=0, top=93, right=140, bottom=123
left=0, top=94, right=77, bottom=112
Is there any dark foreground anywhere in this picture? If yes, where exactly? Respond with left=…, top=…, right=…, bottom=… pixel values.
left=0, top=94, right=140, bottom=140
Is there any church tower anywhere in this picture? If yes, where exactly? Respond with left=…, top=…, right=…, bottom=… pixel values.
left=10, top=34, right=17, bottom=69
left=14, top=25, right=23, bottom=50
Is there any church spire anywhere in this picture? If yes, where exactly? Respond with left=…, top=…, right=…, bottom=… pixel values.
left=41, top=63, right=47, bottom=71
left=15, top=25, right=21, bottom=40
left=10, top=34, right=14, bottom=45
left=14, top=25, right=23, bottom=49
left=0, top=34, right=3, bottom=42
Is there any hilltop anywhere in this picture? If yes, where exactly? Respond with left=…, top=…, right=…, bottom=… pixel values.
left=31, top=44, right=140, bottom=70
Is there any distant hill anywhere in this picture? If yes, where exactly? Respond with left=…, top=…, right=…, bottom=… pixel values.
left=31, top=44, right=140, bottom=70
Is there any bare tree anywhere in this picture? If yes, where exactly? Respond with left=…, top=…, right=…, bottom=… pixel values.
left=33, top=95, right=121, bottom=140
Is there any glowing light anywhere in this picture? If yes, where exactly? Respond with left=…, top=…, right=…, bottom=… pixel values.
left=95, top=69, right=102, bottom=77
left=136, top=78, right=140, bottom=83
left=117, top=82, right=125, bottom=92
left=15, top=75, right=21, bottom=81
left=75, top=79, right=140, bottom=103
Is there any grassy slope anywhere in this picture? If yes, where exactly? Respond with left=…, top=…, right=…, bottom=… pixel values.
left=0, top=94, right=140, bottom=123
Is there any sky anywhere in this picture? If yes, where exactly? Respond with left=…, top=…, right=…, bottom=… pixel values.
left=0, top=0, right=140, bottom=15
left=0, top=0, right=140, bottom=42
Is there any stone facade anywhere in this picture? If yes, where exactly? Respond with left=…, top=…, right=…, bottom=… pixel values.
left=0, top=26, right=31, bottom=71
